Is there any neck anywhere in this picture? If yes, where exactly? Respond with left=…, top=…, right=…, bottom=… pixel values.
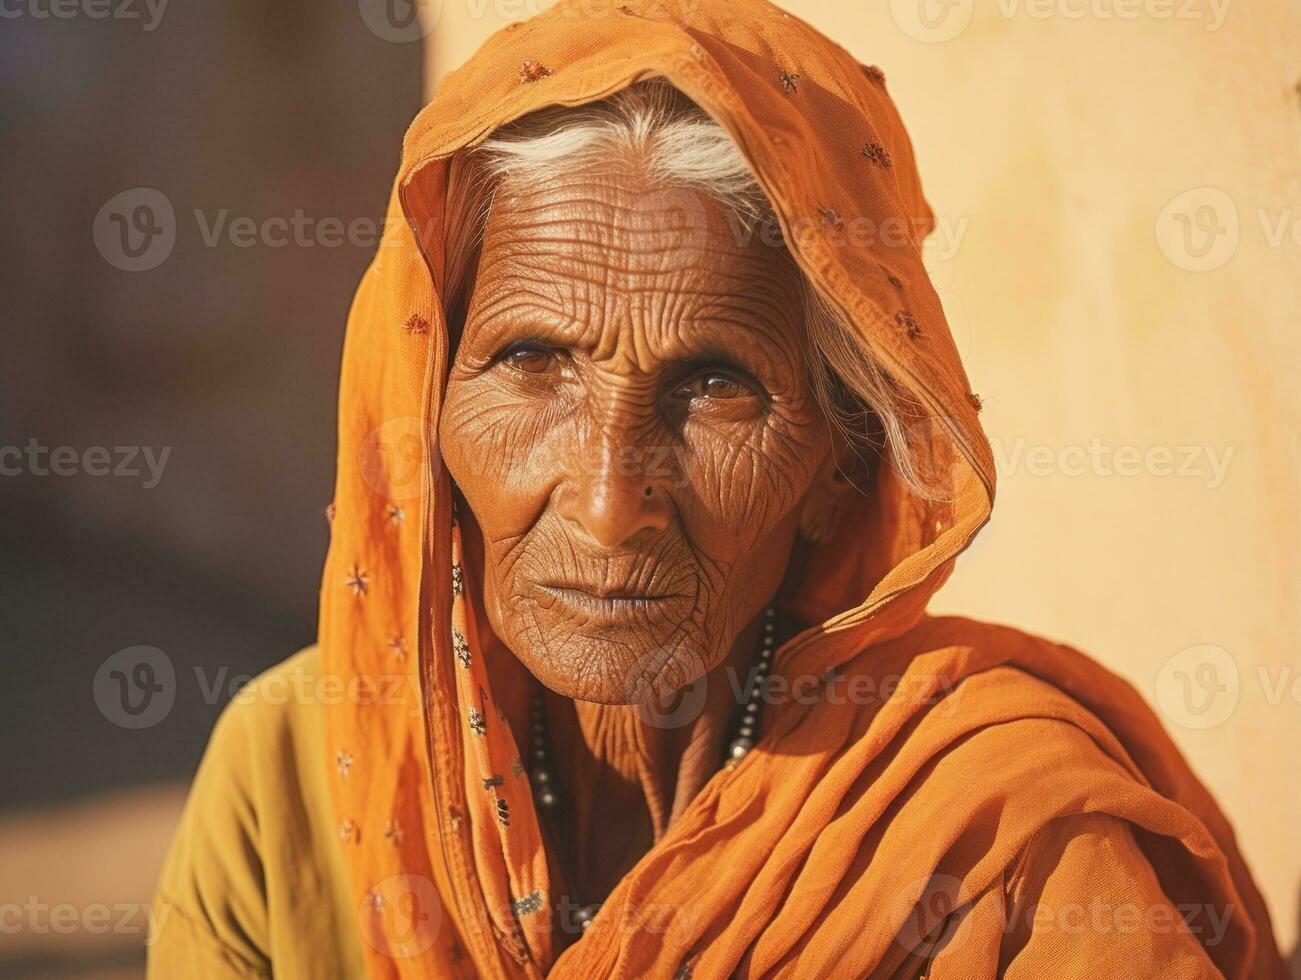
left=537, top=607, right=772, bottom=906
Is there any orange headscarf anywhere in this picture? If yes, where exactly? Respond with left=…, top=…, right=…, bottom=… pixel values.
left=318, top=0, right=1283, bottom=976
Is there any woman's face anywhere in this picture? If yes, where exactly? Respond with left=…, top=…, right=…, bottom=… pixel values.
left=439, top=164, right=841, bottom=704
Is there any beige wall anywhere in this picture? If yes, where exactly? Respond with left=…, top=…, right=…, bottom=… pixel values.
left=427, top=0, right=1301, bottom=951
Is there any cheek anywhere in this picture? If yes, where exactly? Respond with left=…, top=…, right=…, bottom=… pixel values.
left=437, top=376, right=560, bottom=533
left=676, top=413, right=827, bottom=558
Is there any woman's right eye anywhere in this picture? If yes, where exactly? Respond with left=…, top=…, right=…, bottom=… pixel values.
left=497, top=342, right=561, bottom=375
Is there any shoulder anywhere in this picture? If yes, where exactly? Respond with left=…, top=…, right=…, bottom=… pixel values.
left=863, top=613, right=1163, bottom=753
left=826, top=616, right=1268, bottom=976
left=997, top=811, right=1225, bottom=977
left=148, top=646, right=361, bottom=980
left=174, top=645, right=331, bottom=835
left=205, top=645, right=330, bottom=770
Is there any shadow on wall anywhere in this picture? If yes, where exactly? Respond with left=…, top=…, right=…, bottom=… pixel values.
left=0, top=0, right=421, bottom=972
left=1293, top=887, right=1301, bottom=980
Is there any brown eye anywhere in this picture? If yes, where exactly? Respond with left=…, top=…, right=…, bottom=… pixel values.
left=677, top=372, right=749, bottom=400
left=701, top=374, right=743, bottom=398
left=502, top=346, right=556, bottom=374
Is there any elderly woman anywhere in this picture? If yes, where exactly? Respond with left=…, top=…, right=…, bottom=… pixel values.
left=148, top=1, right=1283, bottom=977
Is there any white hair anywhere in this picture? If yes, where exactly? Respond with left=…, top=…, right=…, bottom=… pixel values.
left=465, top=79, right=937, bottom=500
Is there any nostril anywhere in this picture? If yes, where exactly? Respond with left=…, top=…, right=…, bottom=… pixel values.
left=644, top=485, right=653, bottom=498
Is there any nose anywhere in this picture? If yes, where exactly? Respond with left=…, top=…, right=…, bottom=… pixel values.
left=556, top=430, right=672, bottom=549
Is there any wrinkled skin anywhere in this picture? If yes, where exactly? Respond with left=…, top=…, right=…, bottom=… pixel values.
left=439, top=163, right=853, bottom=704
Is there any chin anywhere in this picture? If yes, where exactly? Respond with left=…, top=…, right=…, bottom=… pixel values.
left=510, top=621, right=714, bottom=706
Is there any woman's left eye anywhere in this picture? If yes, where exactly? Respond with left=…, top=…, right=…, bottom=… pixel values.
left=675, top=372, right=752, bottom=400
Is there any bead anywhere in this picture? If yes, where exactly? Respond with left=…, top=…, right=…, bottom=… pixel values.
left=729, top=738, right=753, bottom=759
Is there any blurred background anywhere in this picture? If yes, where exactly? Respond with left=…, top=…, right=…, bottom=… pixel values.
left=1, top=0, right=1297, bottom=976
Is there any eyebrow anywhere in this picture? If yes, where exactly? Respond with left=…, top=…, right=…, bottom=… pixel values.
left=473, top=306, right=785, bottom=377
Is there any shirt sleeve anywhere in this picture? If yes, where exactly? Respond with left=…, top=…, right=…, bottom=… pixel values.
left=998, top=811, right=1224, bottom=979
left=147, top=692, right=273, bottom=980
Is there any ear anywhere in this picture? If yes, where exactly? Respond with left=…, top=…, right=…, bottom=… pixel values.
left=798, top=427, right=863, bottom=547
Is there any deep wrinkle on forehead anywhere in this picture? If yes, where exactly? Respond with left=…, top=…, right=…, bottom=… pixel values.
left=459, top=170, right=807, bottom=391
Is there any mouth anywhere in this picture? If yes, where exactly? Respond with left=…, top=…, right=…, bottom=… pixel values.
left=534, top=583, right=686, bottom=619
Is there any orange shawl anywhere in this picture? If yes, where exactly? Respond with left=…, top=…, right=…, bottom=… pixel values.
left=318, top=0, right=1283, bottom=976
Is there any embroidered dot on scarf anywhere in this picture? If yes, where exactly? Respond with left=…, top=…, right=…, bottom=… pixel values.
left=345, top=565, right=370, bottom=597
left=468, top=708, right=486, bottom=736
left=520, top=59, right=553, bottom=83
left=895, top=310, right=922, bottom=340
left=452, top=627, right=471, bottom=668
left=862, top=141, right=893, bottom=168
left=448, top=497, right=552, bottom=964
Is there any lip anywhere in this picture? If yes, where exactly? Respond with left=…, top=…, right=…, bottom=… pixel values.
left=540, top=581, right=673, bottom=599
left=534, top=583, right=686, bottom=619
